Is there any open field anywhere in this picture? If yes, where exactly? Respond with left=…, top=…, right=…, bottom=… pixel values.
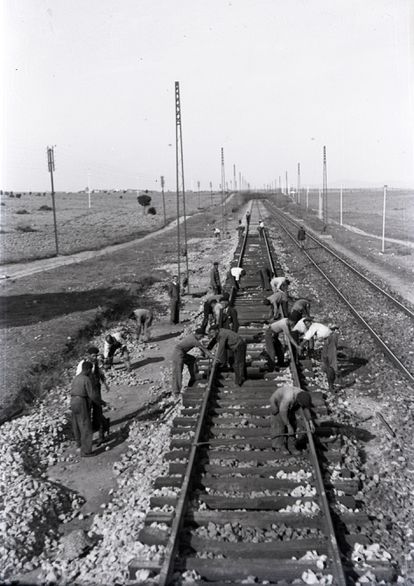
left=275, top=190, right=414, bottom=284
left=0, top=193, right=246, bottom=421
left=297, top=188, right=414, bottom=243
left=0, top=190, right=222, bottom=264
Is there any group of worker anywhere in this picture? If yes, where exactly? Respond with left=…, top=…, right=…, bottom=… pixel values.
left=69, top=211, right=326, bottom=459
left=70, top=308, right=154, bottom=457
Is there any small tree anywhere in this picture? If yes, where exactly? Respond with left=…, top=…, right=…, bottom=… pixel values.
left=137, top=191, right=152, bottom=214
left=147, top=206, right=157, bottom=215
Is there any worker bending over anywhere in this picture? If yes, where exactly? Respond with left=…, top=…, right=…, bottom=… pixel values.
left=270, top=275, right=290, bottom=293
left=263, top=289, right=288, bottom=320
left=208, top=326, right=247, bottom=386
left=103, top=331, right=131, bottom=371
left=171, top=328, right=214, bottom=395
left=130, top=308, right=154, bottom=342
left=264, top=317, right=299, bottom=371
left=289, top=298, right=311, bottom=325
left=270, top=384, right=315, bottom=454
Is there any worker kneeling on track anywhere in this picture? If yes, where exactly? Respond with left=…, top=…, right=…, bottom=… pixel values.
left=103, top=331, right=131, bottom=371
left=270, top=385, right=315, bottom=455
left=171, top=328, right=214, bottom=396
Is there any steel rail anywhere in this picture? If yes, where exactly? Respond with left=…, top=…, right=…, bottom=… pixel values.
left=267, top=202, right=414, bottom=319
left=158, top=216, right=250, bottom=585
left=260, top=208, right=348, bottom=586
left=158, top=354, right=219, bottom=586
left=269, top=208, right=414, bottom=386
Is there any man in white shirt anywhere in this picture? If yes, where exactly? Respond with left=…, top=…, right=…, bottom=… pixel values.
left=103, top=331, right=131, bottom=371
left=230, top=266, right=246, bottom=290
left=270, top=275, right=290, bottom=293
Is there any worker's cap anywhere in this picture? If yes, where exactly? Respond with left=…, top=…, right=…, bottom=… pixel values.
left=213, top=261, right=219, bottom=265
left=296, top=391, right=312, bottom=408
left=172, top=275, right=178, bottom=279
left=87, top=346, right=100, bottom=355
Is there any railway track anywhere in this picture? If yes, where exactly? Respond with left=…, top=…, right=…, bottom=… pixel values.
left=130, top=204, right=395, bottom=585
left=263, top=201, right=414, bottom=386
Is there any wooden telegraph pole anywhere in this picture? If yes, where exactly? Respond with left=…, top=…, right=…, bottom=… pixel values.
left=209, top=181, right=213, bottom=205
left=47, top=146, right=59, bottom=256
left=160, top=175, right=166, bottom=226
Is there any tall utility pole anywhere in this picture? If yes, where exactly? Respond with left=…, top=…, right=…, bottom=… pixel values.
left=209, top=181, right=213, bottom=205
left=87, top=170, right=91, bottom=209
left=239, top=171, right=242, bottom=192
left=322, top=145, right=328, bottom=226
left=285, top=171, right=288, bottom=197
left=381, top=185, right=387, bottom=253
left=297, top=162, right=301, bottom=205
left=46, top=146, right=59, bottom=256
left=233, top=164, right=237, bottom=191
left=174, top=81, right=190, bottom=292
left=221, top=147, right=226, bottom=235
left=160, top=175, right=166, bottom=226
left=197, top=180, right=201, bottom=208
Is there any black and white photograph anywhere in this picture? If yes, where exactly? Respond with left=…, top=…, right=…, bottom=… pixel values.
left=1, top=1, right=413, bottom=584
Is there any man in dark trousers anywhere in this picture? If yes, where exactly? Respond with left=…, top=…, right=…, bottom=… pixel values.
left=70, top=361, right=101, bottom=457
left=264, top=317, right=299, bottom=371
left=208, top=327, right=247, bottom=386
left=297, top=225, right=306, bottom=249
left=77, top=347, right=110, bottom=446
left=321, top=325, right=340, bottom=391
left=168, top=275, right=180, bottom=324
left=289, top=298, right=311, bottom=325
left=236, top=220, right=245, bottom=240
left=258, top=266, right=272, bottom=290
left=210, top=261, right=222, bottom=295
left=269, top=384, right=315, bottom=453
left=245, top=210, right=251, bottom=227
left=171, top=328, right=214, bottom=395
left=218, top=296, right=239, bottom=332
left=200, top=295, right=220, bottom=334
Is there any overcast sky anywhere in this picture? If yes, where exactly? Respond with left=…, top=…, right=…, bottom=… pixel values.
left=1, top=0, right=413, bottom=192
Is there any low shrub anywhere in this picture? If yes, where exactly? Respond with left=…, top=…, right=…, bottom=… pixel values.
left=39, top=205, right=52, bottom=211
left=147, top=206, right=157, bottom=215
left=16, top=223, right=37, bottom=233
left=15, top=209, right=29, bottom=215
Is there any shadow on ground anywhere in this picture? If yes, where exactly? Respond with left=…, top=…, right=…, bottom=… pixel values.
left=130, top=356, right=165, bottom=371
left=0, top=287, right=136, bottom=328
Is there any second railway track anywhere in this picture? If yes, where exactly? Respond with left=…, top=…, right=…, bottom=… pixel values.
left=263, top=201, right=414, bottom=386
left=130, top=203, right=396, bottom=585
